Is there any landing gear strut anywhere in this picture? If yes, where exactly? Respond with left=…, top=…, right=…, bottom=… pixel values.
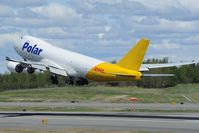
left=51, top=75, right=58, bottom=85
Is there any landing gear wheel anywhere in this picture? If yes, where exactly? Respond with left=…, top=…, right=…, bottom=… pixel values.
left=27, top=67, right=35, bottom=74
left=15, top=64, right=23, bottom=73
left=51, top=75, right=58, bottom=85
left=75, top=78, right=89, bottom=85
left=65, top=77, right=75, bottom=85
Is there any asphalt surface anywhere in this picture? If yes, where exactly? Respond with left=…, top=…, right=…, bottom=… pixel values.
left=0, top=102, right=199, bottom=132
left=0, top=102, right=199, bottom=110
left=0, top=112, right=199, bottom=133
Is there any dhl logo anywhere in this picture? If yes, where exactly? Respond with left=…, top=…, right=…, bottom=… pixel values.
left=93, top=67, right=104, bottom=73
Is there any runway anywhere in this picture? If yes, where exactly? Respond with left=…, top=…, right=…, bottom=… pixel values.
left=0, top=102, right=199, bottom=132
left=0, top=102, right=199, bottom=110
left=0, top=112, right=199, bottom=133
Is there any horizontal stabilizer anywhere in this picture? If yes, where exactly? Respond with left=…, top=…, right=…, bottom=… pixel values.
left=115, top=74, right=136, bottom=78
left=106, top=72, right=136, bottom=77
left=142, top=74, right=174, bottom=77
left=140, top=62, right=197, bottom=71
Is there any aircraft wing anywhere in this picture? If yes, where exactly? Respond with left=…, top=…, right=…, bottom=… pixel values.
left=6, top=57, right=71, bottom=76
left=140, top=62, right=196, bottom=71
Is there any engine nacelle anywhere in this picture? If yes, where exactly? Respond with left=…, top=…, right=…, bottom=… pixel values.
left=7, top=61, right=23, bottom=73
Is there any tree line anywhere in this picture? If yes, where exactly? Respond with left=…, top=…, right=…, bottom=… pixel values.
left=0, top=58, right=198, bottom=90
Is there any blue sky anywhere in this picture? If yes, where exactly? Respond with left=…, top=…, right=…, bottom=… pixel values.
left=0, top=0, right=199, bottom=73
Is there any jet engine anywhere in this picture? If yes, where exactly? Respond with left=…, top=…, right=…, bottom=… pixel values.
left=7, top=61, right=23, bottom=73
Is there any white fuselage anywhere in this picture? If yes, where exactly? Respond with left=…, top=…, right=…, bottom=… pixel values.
left=9, top=36, right=193, bottom=83
left=14, top=36, right=103, bottom=78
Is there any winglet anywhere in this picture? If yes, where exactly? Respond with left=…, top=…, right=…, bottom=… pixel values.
left=117, top=38, right=150, bottom=71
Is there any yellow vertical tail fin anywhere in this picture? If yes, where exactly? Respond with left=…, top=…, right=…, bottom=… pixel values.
left=117, top=38, right=150, bottom=71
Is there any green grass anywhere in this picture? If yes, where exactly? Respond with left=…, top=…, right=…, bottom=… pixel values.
left=0, top=84, right=199, bottom=103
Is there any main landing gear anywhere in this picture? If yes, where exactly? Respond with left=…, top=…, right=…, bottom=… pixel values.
left=50, top=75, right=89, bottom=85
left=51, top=75, right=59, bottom=85
left=65, top=77, right=89, bottom=85
left=65, top=77, right=75, bottom=85
left=75, top=78, right=89, bottom=85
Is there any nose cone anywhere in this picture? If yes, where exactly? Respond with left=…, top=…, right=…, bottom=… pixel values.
left=14, top=35, right=24, bottom=54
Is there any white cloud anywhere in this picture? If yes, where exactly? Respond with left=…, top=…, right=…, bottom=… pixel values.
left=36, top=27, right=67, bottom=38
left=158, top=19, right=199, bottom=32
left=135, top=0, right=182, bottom=11
left=32, top=3, right=80, bottom=21
left=178, top=0, right=199, bottom=13
left=0, top=0, right=47, bottom=7
left=0, top=5, right=14, bottom=17
left=105, top=26, right=111, bottom=32
left=97, top=33, right=104, bottom=39
left=0, top=33, right=21, bottom=48
left=11, top=18, right=53, bottom=28
left=0, top=0, right=199, bottom=73
left=90, top=0, right=122, bottom=4
left=130, top=0, right=199, bottom=21
left=151, top=40, right=180, bottom=50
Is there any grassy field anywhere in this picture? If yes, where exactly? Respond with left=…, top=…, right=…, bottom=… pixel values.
left=0, top=84, right=199, bottom=103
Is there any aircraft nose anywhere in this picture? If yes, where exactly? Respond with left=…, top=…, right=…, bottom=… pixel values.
left=14, top=35, right=24, bottom=52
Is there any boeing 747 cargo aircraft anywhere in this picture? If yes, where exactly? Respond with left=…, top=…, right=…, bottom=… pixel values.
left=6, top=36, right=195, bottom=85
